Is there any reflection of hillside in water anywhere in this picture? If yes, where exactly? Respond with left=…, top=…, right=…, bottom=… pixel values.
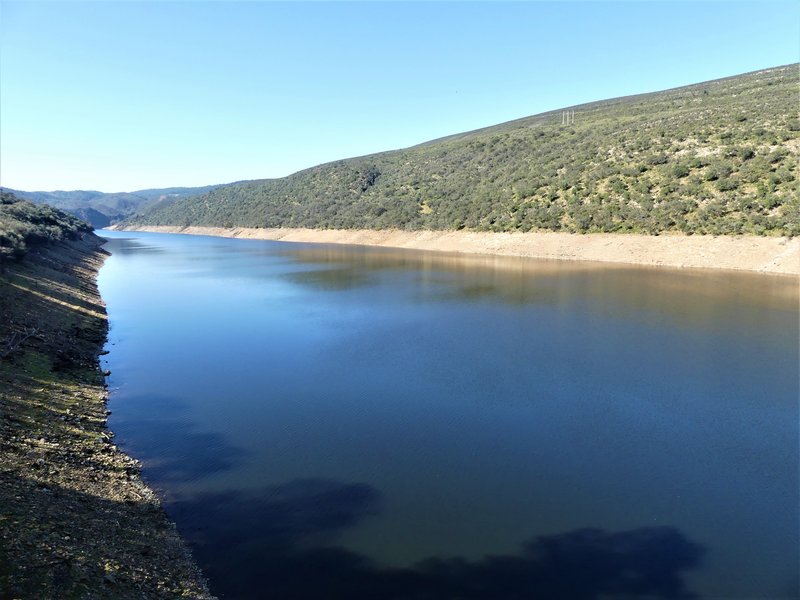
left=100, top=235, right=167, bottom=256
left=170, top=478, right=704, bottom=600
left=276, top=243, right=799, bottom=332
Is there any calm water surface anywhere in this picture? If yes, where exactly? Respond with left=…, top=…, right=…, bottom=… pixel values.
left=98, top=230, right=799, bottom=599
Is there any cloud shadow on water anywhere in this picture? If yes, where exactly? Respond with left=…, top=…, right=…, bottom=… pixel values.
left=169, top=479, right=704, bottom=600
left=112, top=396, right=248, bottom=484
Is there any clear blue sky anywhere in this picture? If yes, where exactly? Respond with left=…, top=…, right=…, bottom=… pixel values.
left=1, top=1, right=798, bottom=193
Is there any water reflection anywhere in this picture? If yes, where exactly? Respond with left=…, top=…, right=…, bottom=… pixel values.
left=284, top=268, right=374, bottom=291
left=97, top=231, right=799, bottom=599
left=171, top=480, right=703, bottom=600
left=112, top=395, right=247, bottom=483
left=100, top=235, right=166, bottom=256
left=275, top=243, right=799, bottom=325
left=170, top=479, right=382, bottom=549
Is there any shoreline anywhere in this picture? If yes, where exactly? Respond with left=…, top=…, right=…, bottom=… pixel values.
left=109, top=225, right=800, bottom=276
left=0, top=235, right=213, bottom=598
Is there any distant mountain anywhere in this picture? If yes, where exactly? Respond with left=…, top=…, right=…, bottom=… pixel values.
left=3, top=184, right=236, bottom=228
left=128, top=64, right=798, bottom=236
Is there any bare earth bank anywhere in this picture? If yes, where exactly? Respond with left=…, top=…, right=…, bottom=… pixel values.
left=0, top=235, right=213, bottom=599
left=109, top=226, right=800, bottom=276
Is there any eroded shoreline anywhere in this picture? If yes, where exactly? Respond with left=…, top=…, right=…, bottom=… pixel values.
left=109, top=226, right=800, bottom=276
left=0, top=234, right=213, bottom=598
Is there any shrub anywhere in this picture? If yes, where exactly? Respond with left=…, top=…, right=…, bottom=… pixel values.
left=673, top=164, right=690, bottom=178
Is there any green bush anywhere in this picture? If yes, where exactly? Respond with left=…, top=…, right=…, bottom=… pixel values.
left=673, top=164, right=690, bottom=178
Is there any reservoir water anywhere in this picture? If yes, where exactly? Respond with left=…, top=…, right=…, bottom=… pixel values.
left=97, top=230, right=798, bottom=599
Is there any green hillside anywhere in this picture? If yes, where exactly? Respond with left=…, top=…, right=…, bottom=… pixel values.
left=0, top=191, right=93, bottom=262
left=129, top=65, right=799, bottom=236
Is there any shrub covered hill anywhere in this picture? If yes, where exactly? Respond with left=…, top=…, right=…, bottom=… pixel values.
left=0, top=191, right=93, bottom=262
left=128, top=65, right=799, bottom=236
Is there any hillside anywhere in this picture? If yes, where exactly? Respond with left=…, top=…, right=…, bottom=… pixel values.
left=127, top=65, right=799, bottom=236
left=0, top=191, right=93, bottom=261
left=4, top=184, right=232, bottom=229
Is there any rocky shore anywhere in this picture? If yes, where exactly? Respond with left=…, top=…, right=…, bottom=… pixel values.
left=0, top=233, right=213, bottom=599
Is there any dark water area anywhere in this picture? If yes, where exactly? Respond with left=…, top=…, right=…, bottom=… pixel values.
left=97, top=230, right=799, bottom=599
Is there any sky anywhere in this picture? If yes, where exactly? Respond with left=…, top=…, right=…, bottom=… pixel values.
left=1, top=2, right=798, bottom=193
